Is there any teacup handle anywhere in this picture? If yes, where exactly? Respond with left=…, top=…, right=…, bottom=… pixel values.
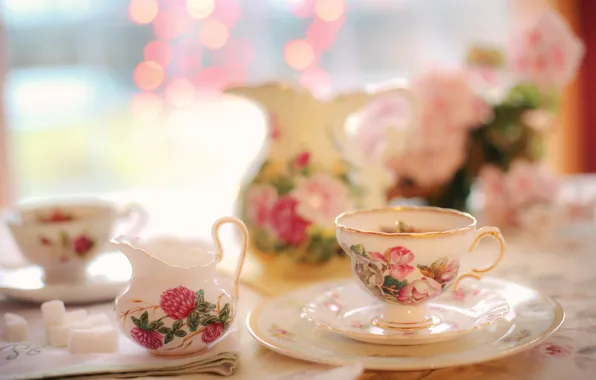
left=452, top=226, right=506, bottom=291
left=119, top=203, right=148, bottom=236
left=211, top=216, right=249, bottom=301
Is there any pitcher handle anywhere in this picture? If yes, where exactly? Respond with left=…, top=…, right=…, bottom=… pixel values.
left=118, top=203, right=148, bottom=236
left=452, top=226, right=506, bottom=291
left=211, top=216, right=249, bottom=300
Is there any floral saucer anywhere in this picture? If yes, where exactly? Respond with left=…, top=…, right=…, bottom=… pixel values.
left=303, top=281, right=510, bottom=345
left=247, top=277, right=564, bottom=371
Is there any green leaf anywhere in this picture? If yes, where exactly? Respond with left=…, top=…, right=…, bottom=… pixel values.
left=200, top=316, right=219, bottom=326
left=131, top=316, right=142, bottom=329
left=174, top=330, right=187, bottom=338
left=172, top=320, right=183, bottom=331
left=60, top=231, right=70, bottom=250
left=219, top=304, right=230, bottom=323
left=383, top=276, right=407, bottom=291
left=164, top=332, right=174, bottom=345
left=187, top=310, right=200, bottom=332
left=195, top=289, right=205, bottom=304
left=197, top=303, right=216, bottom=313
left=140, top=311, right=149, bottom=329
left=350, top=244, right=366, bottom=256
left=253, top=228, right=276, bottom=253
left=157, top=327, right=171, bottom=335
left=148, top=320, right=164, bottom=330
left=270, top=175, right=294, bottom=195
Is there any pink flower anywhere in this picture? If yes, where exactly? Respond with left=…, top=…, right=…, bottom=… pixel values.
left=269, top=196, right=310, bottom=245
left=292, top=172, right=352, bottom=225
left=397, top=278, right=441, bottom=304
left=46, top=210, right=73, bottom=223
left=40, top=236, right=52, bottom=246
left=73, top=235, right=94, bottom=256
left=245, top=184, right=278, bottom=227
left=293, top=152, right=311, bottom=170
left=510, top=10, right=584, bottom=90
left=504, top=160, right=560, bottom=207
left=534, top=342, right=573, bottom=358
left=130, top=327, right=163, bottom=349
left=202, top=322, right=225, bottom=343
left=453, top=289, right=465, bottom=301
left=440, top=260, right=459, bottom=283
left=159, top=286, right=196, bottom=320
left=385, top=246, right=415, bottom=281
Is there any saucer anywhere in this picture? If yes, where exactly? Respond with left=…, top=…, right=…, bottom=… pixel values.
left=0, top=252, right=130, bottom=304
left=303, top=281, right=510, bottom=345
left=247, top=277, right=564, bottom=371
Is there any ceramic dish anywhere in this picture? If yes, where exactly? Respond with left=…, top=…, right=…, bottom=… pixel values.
left=247, top=277, right=564, bottom=371
left=302, top=281, right=510, bottom=345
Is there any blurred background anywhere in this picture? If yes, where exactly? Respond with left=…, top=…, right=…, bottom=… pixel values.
left=0, top=0, right=589, bottom=234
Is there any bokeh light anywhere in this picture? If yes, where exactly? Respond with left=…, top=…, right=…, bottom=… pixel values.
left=214, top=39, right=254, bottom=66
left=165, top=78, right=196, bottom=107
left=153, top=9, right=193, bottom=39
left=133, top=61, right=165, bottom=91
left=300, top=66, right=332, bottom=96
left=306, top=18, right=336, bottom=52
left=315, top=0, right=344, bottom=22
left=144, top=40, right=173, bottom=67
left=287, top=0, right=315, bottom=18
left=128, top=0, right=159, bottom=25
left=199, top=20, right=229, bottom=50
left=130, top=92, right=163, bottom=121
left=284, top=40, right=315, bottom=71
left=194, top=67, right=229, bottom=93
left=187, top=0, right=214, bottom=20
left=209, top=0, right=242, bottom=28
left=174, top=38, right=203, bottom=72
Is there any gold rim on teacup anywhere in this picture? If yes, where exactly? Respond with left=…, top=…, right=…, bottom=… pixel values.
left=334, top=206, right=506, bottom=331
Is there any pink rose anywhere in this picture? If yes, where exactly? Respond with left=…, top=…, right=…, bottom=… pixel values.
left=293, top=152, right=311, bottom=170
left=245, top=184, right=278, bottom=227
left=510, top=10, right=584, bottom=90
left=370, top=246, right=415, bottom=282
left=292, top=172, right=352, bottom=225
left=397, top=278, right=441, bottom=304
left=73, top=235, right=94, bottom=256
left=202, top=322, right=225, bottom=343
left=269, top=196, right=310, bottom=245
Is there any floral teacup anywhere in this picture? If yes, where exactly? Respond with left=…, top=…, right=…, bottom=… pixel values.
left=5, top=198, right=147, bottom=284
left=334, top=206, right=505, bottom=330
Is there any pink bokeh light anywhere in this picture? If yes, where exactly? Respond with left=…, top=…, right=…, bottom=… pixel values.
left=210, top=0, right=242, bottom=28
left=144, top=40, right=173, bottom=67
left=300, top=66, right=331, bottom=96
left=287, top=0, right=316, bottom=18
left=153, top=9, right=193, bottom=39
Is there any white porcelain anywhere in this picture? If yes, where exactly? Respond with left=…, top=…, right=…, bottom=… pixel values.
left=112, top=216, right=248, bottom=357
left=334, top=206, right=506, bottom=329
left=303, top=281, right=510, bottom=345
left=247, top=277, right=564, bottom=371
left=4, top=197, right=147, bottom=284
left=0, top=252, right=129, bottom=304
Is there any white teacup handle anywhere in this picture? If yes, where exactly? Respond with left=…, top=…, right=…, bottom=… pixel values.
left=453, top=226, right=506, bottom=291
left=119, top=203, right=148, bottom=236
left=211, top=216, right=249, bottom=301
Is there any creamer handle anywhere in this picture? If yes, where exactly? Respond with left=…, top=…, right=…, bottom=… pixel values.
left=211, top=216, right=249, bottom=300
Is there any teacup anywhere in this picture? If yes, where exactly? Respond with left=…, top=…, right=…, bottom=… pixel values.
left=334, top=206, right=505, bottom=330
left=5, top=198, right=148, bottom=284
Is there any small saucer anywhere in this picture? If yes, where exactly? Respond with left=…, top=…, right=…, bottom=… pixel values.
left=0, top=252, right=130, bottom=304
left=303, top=282, right=510, bottom=345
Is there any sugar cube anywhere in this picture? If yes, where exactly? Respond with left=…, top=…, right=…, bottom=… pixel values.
left=69, top=313, right=111, bottom=330
left=2, top=313, right=29, bottom=342
left=64, top=309, right=88, bottom=325
left=67, top=329, right=96, bottom=354
left=41, top=300, right=66, bottom=326
left=47, top=324, right=69, bottom=347
left=90, top=325, right=119, bottom=353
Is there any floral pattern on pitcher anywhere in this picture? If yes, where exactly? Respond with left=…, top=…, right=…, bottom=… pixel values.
left=37, top=209, right=74, bottom=223
left=120, top=286, right=232, bottom=351
left=243, top=150, right=362, bottom=263
left=348, top=244, right=459, bottom=305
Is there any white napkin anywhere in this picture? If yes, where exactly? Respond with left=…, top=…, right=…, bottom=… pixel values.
left=0, top=329, right=239, bottom=379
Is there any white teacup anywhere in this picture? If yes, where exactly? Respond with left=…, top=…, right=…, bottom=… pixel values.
left=5, top=198, right=148, bottom=284
left=335, top=206, right=505, bottom=330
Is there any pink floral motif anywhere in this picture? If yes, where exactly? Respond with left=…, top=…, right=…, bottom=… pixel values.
left=510, top=10, right=584, bottom=90
left=534, top=342, right=574, bottom=358
left=371, top=246, right=415, bottom=282
left=269, top=114, right=281, bottom=140
left=159, top=286, right=197, bottom=320
left=202, top=322, right=225, bottom=343
left=269, top=196, right=311, bottom=245
left=441, top=260, right=459, bottom=283
left=293, top=151, right=311, bottom=170
left=397, top=278, right=442, bottom=304
left=292, top=172, right=351, bottom=225
left=245, top=184, right=278, bottom=227
left=40, top=236, right=51, bottom=246
left=73, top=234, right=94, bottom=256
left=453, top=289, right=466, bottom=301
left=130, top=327, right=163, bottom=350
